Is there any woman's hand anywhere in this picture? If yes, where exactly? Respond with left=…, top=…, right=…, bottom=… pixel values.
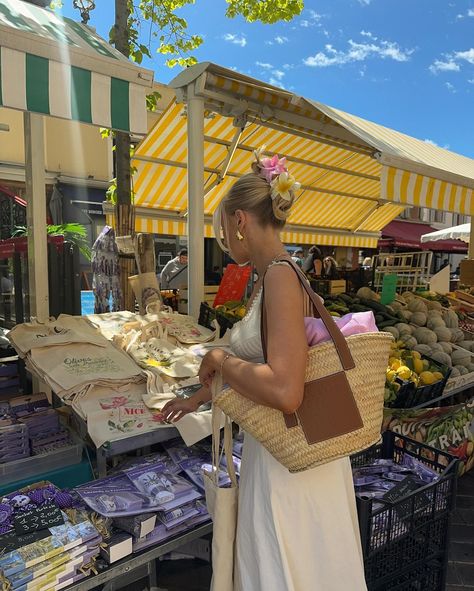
left=161, top=396, right=200, bottom=423
left=198, top=348, right=227, bottom=388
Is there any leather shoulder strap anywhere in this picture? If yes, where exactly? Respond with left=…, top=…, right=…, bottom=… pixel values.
left=260, top=256, right=355, bottom=371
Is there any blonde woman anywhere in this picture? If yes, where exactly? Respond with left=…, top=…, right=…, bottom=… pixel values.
left=162, top=149, right=366, bottom=591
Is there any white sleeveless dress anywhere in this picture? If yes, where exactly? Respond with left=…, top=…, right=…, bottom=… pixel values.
left=229, top=287, right=367, bottom=591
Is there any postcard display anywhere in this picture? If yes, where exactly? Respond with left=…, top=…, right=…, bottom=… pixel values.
left=1, top=310, right=241, bottom=589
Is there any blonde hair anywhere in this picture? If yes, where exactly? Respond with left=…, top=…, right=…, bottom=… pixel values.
left=223, top=170, right=296, bottom=227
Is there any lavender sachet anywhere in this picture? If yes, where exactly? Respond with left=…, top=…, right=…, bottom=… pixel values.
left=125, top=462, right=198, bottom=510
left=157, top=502, right=200, bottom=530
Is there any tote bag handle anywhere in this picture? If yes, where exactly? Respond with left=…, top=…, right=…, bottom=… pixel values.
left=260, top=255, right=355, bottom=371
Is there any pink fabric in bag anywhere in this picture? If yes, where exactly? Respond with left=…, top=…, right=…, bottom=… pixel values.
left=304, top=311, right=378, bottom=347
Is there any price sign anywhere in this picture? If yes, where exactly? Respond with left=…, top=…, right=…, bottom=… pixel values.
left=382, top=477, right=430, bottom=520
left=380, top=274, right=398, bottom=305
left=213, top=264, right=252, bottom=307
left=0, top=529, right=49, bottom=553
left=13, top=503, right=64, bottom=535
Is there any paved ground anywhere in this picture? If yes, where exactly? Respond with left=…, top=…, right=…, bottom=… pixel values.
left=447, top=468, right=474, bottom=590
left=129, top=470, right=474, bottom=591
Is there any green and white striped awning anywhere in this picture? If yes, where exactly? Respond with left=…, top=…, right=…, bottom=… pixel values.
left=0, top=0, right=153, bottom=134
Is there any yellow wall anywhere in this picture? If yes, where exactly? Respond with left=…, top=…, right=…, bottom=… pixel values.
left=0, top=108, right=24, bottom=165
left=44, top=116, right=111, bottom=181
left=0, top=106, right=112, bottom=182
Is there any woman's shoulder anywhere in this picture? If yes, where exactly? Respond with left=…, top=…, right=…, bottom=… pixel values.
left=264, top=260, right=301, bottom=290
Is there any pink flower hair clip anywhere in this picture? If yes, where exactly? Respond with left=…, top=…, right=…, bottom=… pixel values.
left=253, top=145, right=301, bottom=202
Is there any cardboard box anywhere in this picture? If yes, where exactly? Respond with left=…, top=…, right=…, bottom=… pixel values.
left=100, top=533, right=133, bottom=564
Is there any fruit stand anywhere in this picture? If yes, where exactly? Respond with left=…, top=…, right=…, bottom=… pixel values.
left=319, top=285, right=474, bottom=475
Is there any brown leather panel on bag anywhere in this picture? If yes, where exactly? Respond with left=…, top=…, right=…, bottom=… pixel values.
left=261, top=256, right=363, bottom=443
left=296, top=372, right=363, bottom=444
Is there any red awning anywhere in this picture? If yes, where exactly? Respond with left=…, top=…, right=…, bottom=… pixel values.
left=380, top=220, right=468, bottom=253
left=0, top=184, right=26, bottom=207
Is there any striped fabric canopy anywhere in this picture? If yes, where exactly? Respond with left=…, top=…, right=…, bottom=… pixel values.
left=0, top=0, right=153, bottom=134
left=131, top=63, right=474, bottom=247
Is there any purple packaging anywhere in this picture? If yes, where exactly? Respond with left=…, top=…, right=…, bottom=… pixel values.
left=401, top=455, right=439, bottom=484
left=163, top=439, right=212, bottom=467
left=76, top=488, right=148, bottom=517
left=158, top=502, right=200, bottom=530
left=353, top=475, right=379, bottom=487
left=125, top=462, right=194, bottom=506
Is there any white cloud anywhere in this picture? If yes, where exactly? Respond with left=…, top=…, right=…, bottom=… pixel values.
left=256, top=61, right=273, bottom=69
left=424, top=139, right=450, bottom=149
left=429, top=48, right=474, bottom=74
left=454, top=48, right=474, bottom=64
left=265, top=35, right=289, bottom=45
left=272, top=70, right=285, bottom=80
left=282, top=63, right=293, bottom=70
left=429, top=59, right=460, bottom=73
left=303, top=39, right=413, bottom=67
left=223, top=33, right=246, bottom=47
left=358, top=0, right=372, bottom=5
left=269, top=77, right=285, bottom=88
left=469, top=8, right=474, bottom=16
left=445, top=82, right=456, bottom=92
left=299, top=9, right=323, bottom=27
left=468, top=78, right=474, bottom=84
left=360, top=30, right=378, bottom=40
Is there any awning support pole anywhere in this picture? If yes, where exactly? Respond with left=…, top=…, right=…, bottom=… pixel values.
left=469, top=215, right=474, bottom=259
left=24, top=112, right=49, bottom=323
left=186, top=83, right=205, bottom=318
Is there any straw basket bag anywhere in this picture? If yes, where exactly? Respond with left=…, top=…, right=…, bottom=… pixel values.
left=213, top=257, right=393, bottom=473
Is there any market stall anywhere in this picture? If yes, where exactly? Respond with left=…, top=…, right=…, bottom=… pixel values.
left=0, top=300, right=463, bottom=590
left=0, top=0, right=153, bottom=321
left=111, top=62, right=474, bottom=317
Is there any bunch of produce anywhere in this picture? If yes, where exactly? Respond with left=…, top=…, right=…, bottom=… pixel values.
left=214, top=300, right=247, bottom=320
left=389, top=292, right=474, bottom=378
left=384, top=344, right=447, bottom=405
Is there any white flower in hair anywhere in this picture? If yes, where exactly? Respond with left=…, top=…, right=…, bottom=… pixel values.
left=270, top=172, right=301, bottom=202
left=253, top=145, right=267, bottom=163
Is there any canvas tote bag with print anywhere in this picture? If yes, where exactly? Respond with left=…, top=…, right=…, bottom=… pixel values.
left=204, top=376, right=238, bottom=591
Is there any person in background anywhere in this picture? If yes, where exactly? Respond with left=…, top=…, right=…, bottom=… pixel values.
left=291, top=247, right=304, bottom=268
left=159, top=249, right=188, bottom=289
left=0, top=271, right=12, bottom=294
left=362, top=256, right=372, bottom=267
left=323, top=256, right=339, bottom=279
left=302, top=245, right=323, bottom=276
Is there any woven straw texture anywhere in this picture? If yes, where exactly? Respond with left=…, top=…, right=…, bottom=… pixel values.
left=214, top=331, right=393, bottom=473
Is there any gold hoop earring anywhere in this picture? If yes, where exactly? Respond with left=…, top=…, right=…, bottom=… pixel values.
left=236, top=230, right=244, bottom=241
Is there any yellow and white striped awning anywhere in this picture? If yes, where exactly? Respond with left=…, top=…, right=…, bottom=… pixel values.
left=130, top=62, right=474, bottom=247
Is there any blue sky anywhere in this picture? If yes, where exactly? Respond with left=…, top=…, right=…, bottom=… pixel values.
left=62, top=0, right=474, bottom=158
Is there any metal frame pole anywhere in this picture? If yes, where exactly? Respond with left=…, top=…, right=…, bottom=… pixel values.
left=186, top=83, right=205, bottom=318
left=24, top=112, right=49, bottom=322
left=469, top=216, right=474, bottom=259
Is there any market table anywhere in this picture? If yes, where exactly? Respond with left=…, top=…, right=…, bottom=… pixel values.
left=63, top=522, right=212, bottom=591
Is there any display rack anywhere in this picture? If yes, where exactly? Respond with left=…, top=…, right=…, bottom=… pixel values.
left=373, top=251, right=433, bottom=293
left=52, top=393, right=179, bottom=478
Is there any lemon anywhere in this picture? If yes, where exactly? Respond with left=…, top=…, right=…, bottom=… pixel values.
left=413, top=358, right=424, bottom=374
left=396, top=366, right=412, bottom=380
left=389, top=358, right=401, bottom=370
left=412, top=351, right=421, bottom=360
left=386, top=370, right=396, bottom=383
left=419, top=371, right=436, bottom=385
left=432, top=371, right=444, bottom=381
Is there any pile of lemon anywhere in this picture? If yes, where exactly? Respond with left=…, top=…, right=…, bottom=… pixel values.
left=386, top=341, right=444, bottom=389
